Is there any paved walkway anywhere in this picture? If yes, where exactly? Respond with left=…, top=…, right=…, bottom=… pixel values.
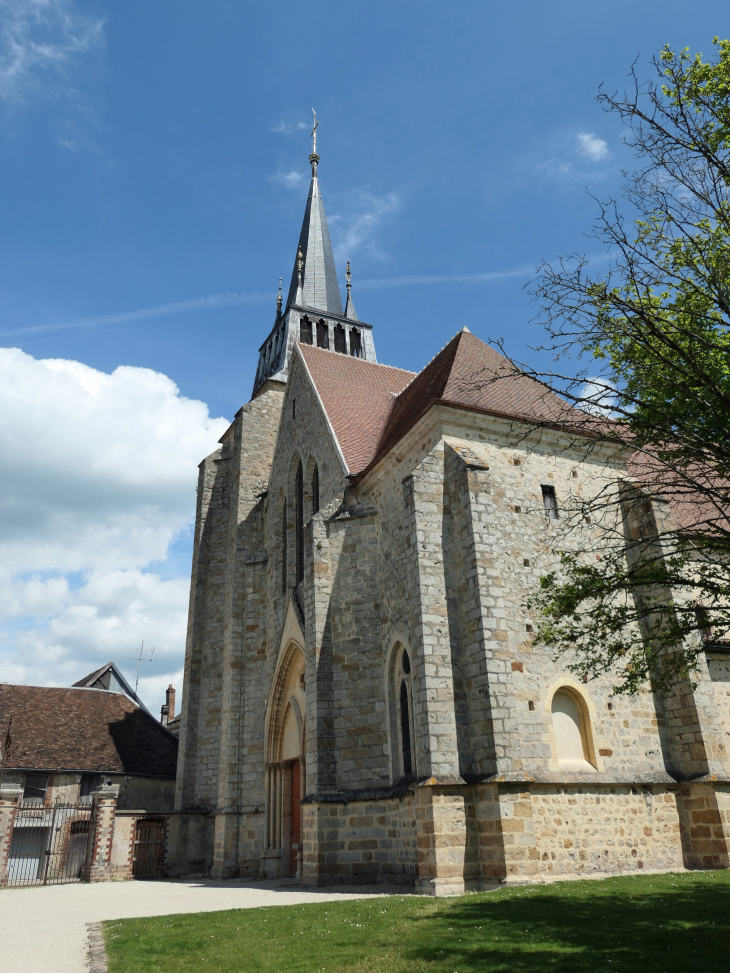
left=0, top=877, right=404, bottom=973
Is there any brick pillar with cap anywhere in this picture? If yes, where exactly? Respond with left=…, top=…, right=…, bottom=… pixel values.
left=0, top=785, right=22, bottom=886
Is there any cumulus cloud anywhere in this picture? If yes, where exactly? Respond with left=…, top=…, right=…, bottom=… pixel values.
left=0, top=347, right=229, bottom=711
left=576, top=132, right=609, bottom=162
left=272, top=169, right=306, bottom=189
left=0, top=0, right=104, bottom=108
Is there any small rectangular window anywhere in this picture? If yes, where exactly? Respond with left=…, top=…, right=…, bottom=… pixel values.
left=541, top=484, right=559, bottom=520
left=23, top=773, right=48, bottom=804
left=80, top=773, right=100, bottom=798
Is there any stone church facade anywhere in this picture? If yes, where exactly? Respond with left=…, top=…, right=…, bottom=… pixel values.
left=174, top=144, right=730, bottom=893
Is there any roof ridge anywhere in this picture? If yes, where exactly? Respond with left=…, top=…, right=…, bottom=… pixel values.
left=298, top=343, right=415, bottom=375
left=390, top=330, right=465, bottom=401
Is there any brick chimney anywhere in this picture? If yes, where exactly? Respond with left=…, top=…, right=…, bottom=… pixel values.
left=160, top=684, right=176, bottom=725
left=166, top=684, right=176, bottom=720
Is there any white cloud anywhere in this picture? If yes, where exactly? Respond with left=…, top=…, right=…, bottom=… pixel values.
left=0, top=347, right=229, bottom=714
left=0, top=0, right=104, bottom=107
left=330, top=192, right=400, bottom=260
left=272, top=169, right=306, bottom=189
left=576, top=132, right=609, bottom=162
left=579, top=377, right=618, bottom=415
left=271, top=119, right=307, bottom=135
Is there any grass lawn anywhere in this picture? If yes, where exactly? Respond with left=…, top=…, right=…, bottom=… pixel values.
left=103, top=870, right=730, bottom=973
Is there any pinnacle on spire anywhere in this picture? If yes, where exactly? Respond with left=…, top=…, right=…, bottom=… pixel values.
left=276, top=277, right=282, bottom=316
left=295, top=248, right=304, bottom=305
left=344, top=259, right=358, bottom=321
left=285, top=117, right=343, bottom=315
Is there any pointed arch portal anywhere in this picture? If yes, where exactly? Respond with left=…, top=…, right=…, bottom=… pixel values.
left=264, top=603, right=306, bottom=877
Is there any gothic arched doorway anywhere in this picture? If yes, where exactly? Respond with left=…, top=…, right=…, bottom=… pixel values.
left=264, top=639, right=305, bottom=877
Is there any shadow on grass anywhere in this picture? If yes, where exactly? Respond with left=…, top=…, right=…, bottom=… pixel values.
left=405, top=873, right=729, bottom=973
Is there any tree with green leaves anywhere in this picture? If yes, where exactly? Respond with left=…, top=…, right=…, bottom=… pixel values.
left=497, top=40, right=730, bottom=695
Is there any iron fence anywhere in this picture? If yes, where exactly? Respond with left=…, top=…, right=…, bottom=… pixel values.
left=6, top=800, right=95, bottom=887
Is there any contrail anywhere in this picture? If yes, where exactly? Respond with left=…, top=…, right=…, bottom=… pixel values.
left=0, top=266, right=536, bottom=338
left=0, top=291, right=271, bottom=338
left=357, top=267, right=534, bottom=291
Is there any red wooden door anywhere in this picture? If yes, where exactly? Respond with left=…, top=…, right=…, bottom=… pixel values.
left=289, top=760, right=301, bottom=875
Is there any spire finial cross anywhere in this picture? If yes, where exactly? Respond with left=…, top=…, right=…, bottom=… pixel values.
left=310, top=108, right=319, bottom=156
left=346, top=259, right=352, bottom=289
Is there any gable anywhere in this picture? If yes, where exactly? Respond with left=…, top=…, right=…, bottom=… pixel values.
left=297, top=344, right=415, bottom=474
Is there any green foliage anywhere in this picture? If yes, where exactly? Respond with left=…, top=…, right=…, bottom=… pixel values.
left=103, top=871, right=730, bottom=973
left=526, top=40, right=730, bottom=692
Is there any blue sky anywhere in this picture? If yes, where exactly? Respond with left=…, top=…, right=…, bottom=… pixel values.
left=0, top=0, right=725, bottom=711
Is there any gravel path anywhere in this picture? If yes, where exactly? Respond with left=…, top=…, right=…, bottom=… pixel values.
left=0, top=878, right=406, bottom=973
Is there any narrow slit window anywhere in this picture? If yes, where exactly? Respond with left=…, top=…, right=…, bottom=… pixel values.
left=295, top=461, right=304, bottom=584
left=316, top=320, right=329, bottom=349
left=312, top=464, right=319, bottom=515
left=541, top=484, right=559, bottom=520
left=281, top=498, right=288, bottom=594
left=334, top=324, right=346, bottom=354
left=300, top=317, right=313, bottom=345
left=400, top=679, right=412, bottom=775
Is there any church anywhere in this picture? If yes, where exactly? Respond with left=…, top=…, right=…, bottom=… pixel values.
left=173, top=133, right=730, bottom=893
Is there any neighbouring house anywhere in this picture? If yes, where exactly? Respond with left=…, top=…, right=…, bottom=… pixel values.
left=0, top=673, right=204, bottom=886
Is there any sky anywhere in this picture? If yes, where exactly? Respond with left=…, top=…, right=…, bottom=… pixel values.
left=0, top=0, right=726, bottom=716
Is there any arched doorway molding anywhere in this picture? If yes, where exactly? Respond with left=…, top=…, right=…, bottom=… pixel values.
left=263, top=596, right=306, bottom=877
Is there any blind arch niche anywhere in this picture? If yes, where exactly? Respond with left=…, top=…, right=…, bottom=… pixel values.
left=551, top=689, right=596, bottom=772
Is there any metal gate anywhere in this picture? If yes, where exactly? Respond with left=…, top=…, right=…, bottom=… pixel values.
left=132, top=817, right=164, bottom=878
left=6, top=801, right=94, bottom=887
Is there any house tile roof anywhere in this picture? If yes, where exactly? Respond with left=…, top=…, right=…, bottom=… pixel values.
left=0, top=684, right=178, bottom=777
left=298, top=344, right=415, bottom=473
left=300, top=329, right=578, bottom=477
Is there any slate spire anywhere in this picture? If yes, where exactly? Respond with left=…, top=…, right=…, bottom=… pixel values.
left=285, top=117, right=343, bottom=315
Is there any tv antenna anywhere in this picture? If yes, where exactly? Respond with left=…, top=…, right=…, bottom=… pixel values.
left=122, top=641, right=156, bottom=694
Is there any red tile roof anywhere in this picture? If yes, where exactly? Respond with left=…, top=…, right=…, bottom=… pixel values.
left=298, top=345, right=415, bottom=473
left=299, top=330, right=578, bottom=477
left=0, top=684, right=178, bottom=777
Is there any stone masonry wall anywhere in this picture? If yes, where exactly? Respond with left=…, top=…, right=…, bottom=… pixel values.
left=301, top=795, right=417, bottom=886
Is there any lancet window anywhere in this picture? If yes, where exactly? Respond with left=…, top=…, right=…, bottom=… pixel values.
left=312, top=464, right=319, bottom=515
left=399, top=650, right=413, bottom=774
left=281, top=497, right=288, bottom=594
left=316, top=320, right=329, bottom=349
left=334, top=324, right=346, bottom=353
left=300, top=317, right=313, bottom=344
left=295, top=460, right=304, bottom=584
left=389, top=643, right=415, bottom=780
left=349, top=328, right=362, bottom=357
